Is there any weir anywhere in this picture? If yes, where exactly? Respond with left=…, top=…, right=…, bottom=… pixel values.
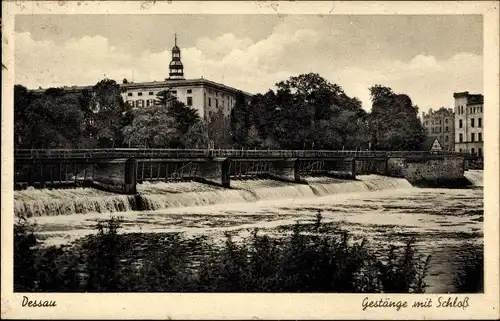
left=14, top=149, right=473, bottom=193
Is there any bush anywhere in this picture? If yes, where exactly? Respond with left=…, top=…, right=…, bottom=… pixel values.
left=14, top=216, right=39, bottom=291
left=14, top=213, right=432, bottom=293
left=454, top=242, right=483, bottom=293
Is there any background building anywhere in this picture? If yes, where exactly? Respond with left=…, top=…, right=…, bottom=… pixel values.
left=121, top=36, right=252, bottom=120
left=421, top=107, right=455, bottom=151
left=453, top=91, right=484, bottom=156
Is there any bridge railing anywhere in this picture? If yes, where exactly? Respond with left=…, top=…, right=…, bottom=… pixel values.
left=14, top=148, right=478, bottom=160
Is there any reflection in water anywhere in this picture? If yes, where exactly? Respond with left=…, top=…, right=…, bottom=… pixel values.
left=18, top=173, right=483, bottom=293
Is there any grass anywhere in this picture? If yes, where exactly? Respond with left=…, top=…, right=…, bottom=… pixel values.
left=14, top=211, right=436, bottom=293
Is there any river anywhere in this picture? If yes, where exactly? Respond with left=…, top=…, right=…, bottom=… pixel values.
left=15, top=170, right=483, bottom=293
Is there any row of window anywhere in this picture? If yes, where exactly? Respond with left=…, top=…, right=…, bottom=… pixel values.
left=126, top=97, right=193, bottom=107
left=458, top=132, right=483, bottom=143
left=458, top=147, right=483, bottom=156
left=431, top=126, right=451, bottom=133
left=127, top=99, right=156, bottom=107
left=127, top=89, right=192, bottom=97
left=457, top=105, right=483, bottom=115
left=458, top=117, right=482, bottom=128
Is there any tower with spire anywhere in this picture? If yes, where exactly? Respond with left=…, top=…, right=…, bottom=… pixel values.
left=168, top=33, right=185, bottom=80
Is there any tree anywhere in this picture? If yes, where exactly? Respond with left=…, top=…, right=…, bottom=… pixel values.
left=181, top=121, right=209, bottom=149
left=122, top=104, right=179, bottom=148
left=155, top=90, right=201, bottom=146
left=156, top=89, right=177, bottom=108
left=230, top=91, right=250, bottom=147
left=368, top=85, right=426, bottom=150
left=15, top=91, right=85, bottom=148
left=246, top=125, right=262, bottom=149
left=14, top=85, right=34, bottom=148
left=238, top=73, right=369, bottom=150
left=89, top=79, right=132, bottom=148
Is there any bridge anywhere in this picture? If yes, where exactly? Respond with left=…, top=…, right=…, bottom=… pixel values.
left=14, top=149, right=481, bottom=193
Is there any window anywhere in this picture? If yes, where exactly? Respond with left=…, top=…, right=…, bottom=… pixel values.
left=471, top=133, right=475, bottom=142
left=471, top=118, right=475, bottom=127
left=127, top=100, right=134, bottom=107
left=149, top=92, right=154, bottom=95
left=215, top=99, right=218, bottom=108
left=471, top=148, right=475, bottom=155
left=478, top=133, right=482, bottom=142
left=478, top=148, right=483, bottom=156
left=445, top=126, right=449, bottom=132
left=439, top=119, right=442, bottom=124
left=459, top=119, right=463, bottom=128
left=187, top=97, right=193, bottom=106
left=171, top=90, right=177, bottom=95
left=478, top=118, right=482, bottom=128
left=459, top=133, right=463, bottom=142
left=425, top=121, right=428, bottom=125
left=146, top=100, right=150, bottom=107
left=138, top=92, right=143, bottom=96
left=187, top=89, right=192, bottom=94
left=208, top=98, right=212, bottom=107
left=459, top=148, right=463, bottom=153
left=128, top=93, right=133, bottom=96
left=445, top=136, right=448, bottom=142
left=445, top=118, right=448, bottom=124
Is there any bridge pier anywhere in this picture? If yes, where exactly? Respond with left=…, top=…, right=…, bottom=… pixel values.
left=269, top=158, right=301, bottom=182
left=199, top=158, right=230, bottom=188
left=92, top=158, right=137, bottom=194
left=323, top=157, right=356, bottom=179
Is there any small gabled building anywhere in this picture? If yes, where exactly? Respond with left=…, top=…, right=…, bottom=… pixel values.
left=422, top=136, right=443, bottom=152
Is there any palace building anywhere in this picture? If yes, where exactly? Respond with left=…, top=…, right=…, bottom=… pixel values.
left=121, top=35, right=252, bottom=120
left=29, top=35, right=253, bottom=121
left=453, top=91, right=484, bottom=156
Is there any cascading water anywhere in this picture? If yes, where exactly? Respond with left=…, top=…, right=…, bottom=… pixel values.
left=14, top=175, right=415, bottom=217
left=14, top=187, right=135, bottom=217
left=464, top=170, right=483, bottom=187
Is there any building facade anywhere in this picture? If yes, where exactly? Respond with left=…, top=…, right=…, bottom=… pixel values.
left=453, top=91, right=484, bottom=156
left=121, top=36, right=252, bottom=120
left=421, top=107, right=455, bottom=151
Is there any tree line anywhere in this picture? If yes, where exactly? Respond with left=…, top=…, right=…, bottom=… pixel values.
left=14, top=73, right=426, bottom=150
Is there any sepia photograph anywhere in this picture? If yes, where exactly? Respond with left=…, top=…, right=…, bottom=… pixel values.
left=2, top=1, right=499, bottom=319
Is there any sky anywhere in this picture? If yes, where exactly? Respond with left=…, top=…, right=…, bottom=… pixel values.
left=15, top=14, right=483, bottom=113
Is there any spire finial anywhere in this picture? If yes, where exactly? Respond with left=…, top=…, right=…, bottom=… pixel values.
left=175, top=33, right=177, bottom=46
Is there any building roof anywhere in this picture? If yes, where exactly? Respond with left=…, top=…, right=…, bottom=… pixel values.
left=121, top=78, right=254, bottom=97
left=29, top=85, right=93, bottom=95
left=467, top=94, right=483, bottom=105
left=453, top=91, right=484, bottom=105
left=27, top=78, right=254, bottom=98
left=422, top=137, right=442, bottom=151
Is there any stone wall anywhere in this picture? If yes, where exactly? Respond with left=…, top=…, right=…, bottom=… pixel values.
left=387, top=156, right=467, bottom=187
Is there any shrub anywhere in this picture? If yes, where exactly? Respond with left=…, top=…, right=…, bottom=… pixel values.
left=13, top=216, right=39, bottom=291
left=376, top=239, right=431, bottom=293
left=454, top=242, right=483, bottom=293
left=14, top=214, right=432, bottom=293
